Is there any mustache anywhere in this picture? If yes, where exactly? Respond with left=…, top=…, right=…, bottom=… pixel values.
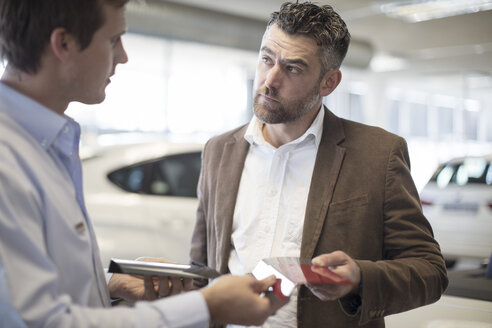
left=256, top=86, right=279, bottom=100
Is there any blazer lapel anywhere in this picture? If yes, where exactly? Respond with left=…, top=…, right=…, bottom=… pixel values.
left=301, top=108, right=346, bottom=259
left=215, top=127, right=250, bottom=273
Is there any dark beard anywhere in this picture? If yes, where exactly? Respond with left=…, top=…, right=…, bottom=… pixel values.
left=253, top=85, right=320, bottom=124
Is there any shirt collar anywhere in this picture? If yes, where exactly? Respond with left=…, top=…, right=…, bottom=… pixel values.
left=244, top=104, right=325, bottom=148
left=0, top=82, right=77, bottom=156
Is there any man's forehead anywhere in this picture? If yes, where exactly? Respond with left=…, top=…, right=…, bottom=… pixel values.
left=99, top=4, right=127, bottom=34
left=260, top=25, right=319, bottom=59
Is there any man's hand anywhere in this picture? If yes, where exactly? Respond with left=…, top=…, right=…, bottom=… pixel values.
left=108, top=257, right=192, bottom=304
left=307, top=251, right=361, bottom=301
left=200, top=274, right=289, bottom=326
left=108, top=273, right=147, bottom=304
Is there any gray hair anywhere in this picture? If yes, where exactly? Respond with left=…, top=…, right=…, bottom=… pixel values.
left=268, top=1, right=351, bottom=74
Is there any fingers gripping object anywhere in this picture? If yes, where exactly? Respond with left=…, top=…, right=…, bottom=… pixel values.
left=270, top=278, right=287, bottom=300
left=252, top=257, right=355, bottom=299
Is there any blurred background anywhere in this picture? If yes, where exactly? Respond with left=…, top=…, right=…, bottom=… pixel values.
left=67, top=0, right=491, bottom=191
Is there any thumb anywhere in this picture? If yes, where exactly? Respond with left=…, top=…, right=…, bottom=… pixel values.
left=312, top=251, right=347, bottom=267
left=252, top=275, right=277, bottom=293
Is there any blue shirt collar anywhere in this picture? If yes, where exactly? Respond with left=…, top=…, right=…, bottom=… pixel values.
left=0, top=82, right=78, bottom=156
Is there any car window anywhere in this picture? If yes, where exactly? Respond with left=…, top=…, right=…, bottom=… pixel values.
left=107, top=165, right=147, bottom=193
left=431, top=159, right=491, bottom=187
left=149, top=152, right=202, bottom=197
left=456, top=158, right=487, bottom=185
left=107, top=151, right=202, bottom=197
left=487, top=164, right=492, bottom=185
left=434, top=164, right=456, bottom=188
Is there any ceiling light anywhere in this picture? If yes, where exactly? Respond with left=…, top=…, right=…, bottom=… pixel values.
left=379, top=0, right=492, bottom=22
left=370, top=53, right=408, bottom=72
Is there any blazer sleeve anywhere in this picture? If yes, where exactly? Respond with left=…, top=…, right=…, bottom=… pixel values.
left=355, top=137, right=448, bottom=325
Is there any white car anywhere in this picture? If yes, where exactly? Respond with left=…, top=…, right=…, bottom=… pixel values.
left=82, top=140, right=203, bottom=267
left=419, top=154, right=492, bottom=260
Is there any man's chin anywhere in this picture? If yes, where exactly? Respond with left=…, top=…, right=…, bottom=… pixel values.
left=254, top=109, right=286, bottom=125
left=76, top=93, right=106, bottom=106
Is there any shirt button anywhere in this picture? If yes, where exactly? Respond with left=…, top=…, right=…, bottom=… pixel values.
left=63, top=126, right=69, bottom=133
left=269, top=189, right=277, bottom=196
left=40, top=139, right=47, bottom=147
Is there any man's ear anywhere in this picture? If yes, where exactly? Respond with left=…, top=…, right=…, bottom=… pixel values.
left=49, top=27, right=77, bottom=62
left=319, top=69, right=342, bottom=97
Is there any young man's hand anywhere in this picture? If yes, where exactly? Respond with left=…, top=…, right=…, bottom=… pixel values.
left=200, top=274, right=289, bottom=326
left=108, top=257, right=192, bottom=304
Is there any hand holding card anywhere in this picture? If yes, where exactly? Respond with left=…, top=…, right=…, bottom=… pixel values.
left=309, top=251, right=361, bottom=301
left=251, top=257, right=356, bottom=299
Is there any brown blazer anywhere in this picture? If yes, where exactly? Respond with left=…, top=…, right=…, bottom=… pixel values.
left=190, top=107, right=448, bottom=327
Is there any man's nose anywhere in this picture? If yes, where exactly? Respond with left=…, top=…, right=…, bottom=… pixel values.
left=264, top=64, right=282, bottom=90
left=117, top=42, right=129, bottom=65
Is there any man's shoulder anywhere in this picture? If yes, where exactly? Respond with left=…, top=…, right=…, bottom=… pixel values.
left=0, top=111, right=26, bottom=146
left=324, top=108, right=402, bottom=145
left=338, top=117, right=403, bottom=145
left=339, top=116, right=394, bottom=135
left=0, top=111, right=47, bottom=173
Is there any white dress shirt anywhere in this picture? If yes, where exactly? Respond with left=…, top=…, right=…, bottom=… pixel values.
left=228, top=107, right=324, bottom=328
left=0, top=83, right=209, bottom=327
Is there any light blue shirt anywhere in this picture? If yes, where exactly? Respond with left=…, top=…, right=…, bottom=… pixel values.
left=0, top=82, right=209, bottom=327
left=0, top=260, right=27, bottom=328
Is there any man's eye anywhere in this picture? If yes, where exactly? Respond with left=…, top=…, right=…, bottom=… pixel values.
left=262, top=57, right=272, bottom=64
left=111, top=36, right=121, bottom=46
left=287, top=66, right=300, bottom=73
